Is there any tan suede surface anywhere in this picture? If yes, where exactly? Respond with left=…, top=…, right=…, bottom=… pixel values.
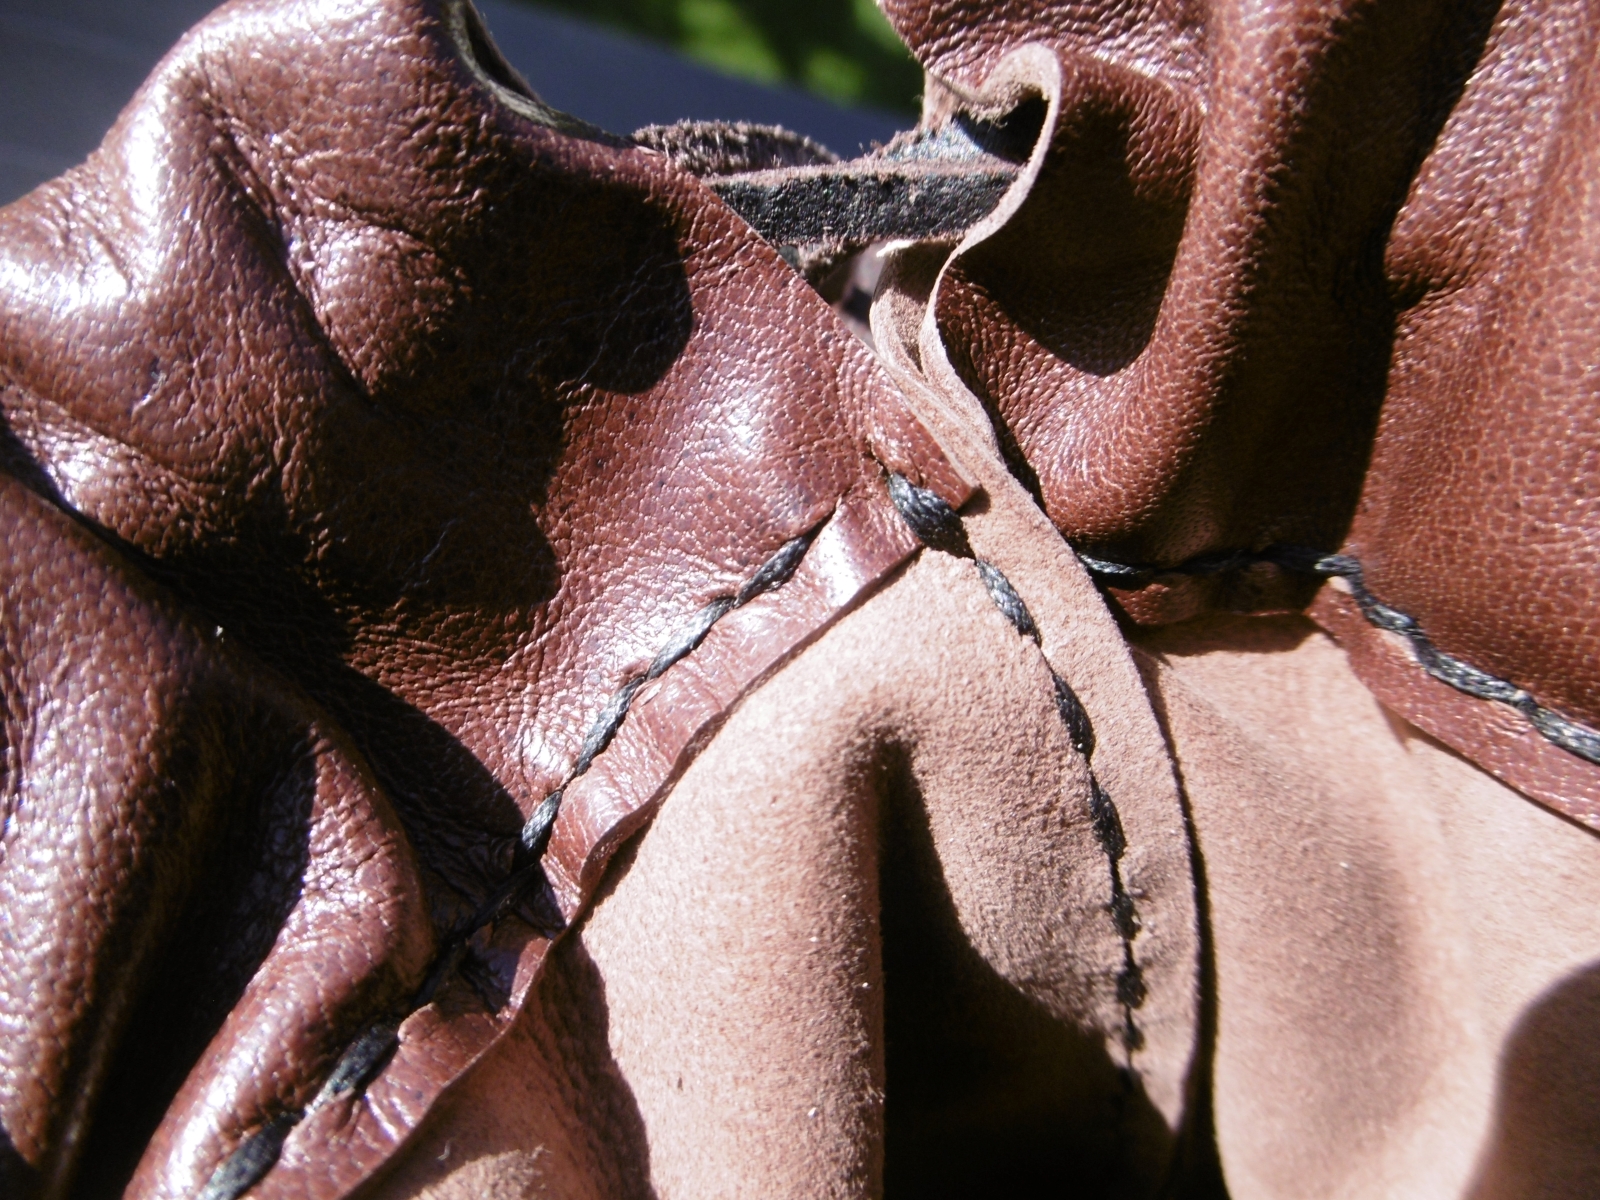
left=1136, top=615, right=1600, bottom=1200
left=361, top=241, right=1600, bottom=1197
left=362, top=418, right=1200, bottom=1198
left=868, top=139, right=1600, bottom=1194
left=360, top=533, right=1600, bottom=1200
left=3, top=0, right=1597, bottom=1191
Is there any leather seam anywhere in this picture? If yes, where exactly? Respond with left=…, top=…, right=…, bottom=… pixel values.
left=886, top=474, right=1149, bottom=1065
left=1078, top=546, right=1600, bottom=768
left=195, top=520, right=826, bottom=1200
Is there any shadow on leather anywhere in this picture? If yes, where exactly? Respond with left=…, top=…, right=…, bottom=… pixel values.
left=876, top=748, right=1172, bottom=1199
left=536, top=936, right=659, bottom=1200
left=315, top=666, right=531, bottom=930
left=0, top=1128, right=37, bottom=1200
left=70, top=739, right=319, bottom=1199
left=1466, top=959, right=1600, bottom=1199
left=930, top=0, right=1505, bottom=569
left=377, top=858, right=659, bottom=1200
left=951, top=82, right=1187, bottom=384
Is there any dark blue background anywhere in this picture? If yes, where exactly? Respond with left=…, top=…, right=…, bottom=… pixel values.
left=0, top=0, right=906, bottom=206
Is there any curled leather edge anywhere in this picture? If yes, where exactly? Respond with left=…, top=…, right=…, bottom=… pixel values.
left=247, top=474, right=967, bottom=1199
left=1311, top=582, right=1600, bottom=833
left=908, top=45, right=1064, bottom=442
left=876, top=41, right=1600, bottom=831
left=870, top=282, right=1203, bottom=1138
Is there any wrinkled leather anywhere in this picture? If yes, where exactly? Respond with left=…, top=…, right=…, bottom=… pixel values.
left=0, top=0, right=966, bottom=1194
left=0, top=475, right=433, bottom=1200
left=7, top=0, right=1600, bottom=1192
left=877, top=0, right=1600, bottom=826
left=1330, top=1, right=1600, bottom=823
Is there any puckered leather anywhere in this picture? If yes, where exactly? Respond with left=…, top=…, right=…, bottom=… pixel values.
left=0, top=0, right=967, bottom=1194
left=875, top=0, right=1600, bottom=828
left=6, top=0, right=1600, bottom=1191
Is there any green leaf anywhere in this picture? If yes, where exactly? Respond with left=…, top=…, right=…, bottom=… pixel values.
left=804, top=46, right=868, bottom=104
left=513, top=0, right=923, bottom=115
left=677, top=0, right=785, bottom=83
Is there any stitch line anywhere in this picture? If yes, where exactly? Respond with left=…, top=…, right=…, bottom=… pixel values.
left=1076, top=546, right=1600, bottom=767
left=886, top=475, right=1148, bottom=1061
left=200, top=525, right=822, bottom=1200
left=196, top=1115, right=297, bottom=1200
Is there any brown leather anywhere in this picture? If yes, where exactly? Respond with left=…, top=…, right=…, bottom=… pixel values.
left=884, top=0, right=1466, bottom=573
left=877, top=0, right=1600, bottom=826
left=1313, top=585, right=1600, bottom=831
left=0, top=0, right=966, bottom=1194
left=1130, top=611, right=1600, bottom=1199
left=1336, top=3, right=1600, bottom=818
left=0, top=474, right=433, bottom=1200
left=7, top=0, right=1599, bottom=1190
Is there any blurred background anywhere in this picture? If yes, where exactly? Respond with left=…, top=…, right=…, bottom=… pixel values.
left=535, top=0, right=920, bottom=115
left=0, top=0, right=923, bottom=206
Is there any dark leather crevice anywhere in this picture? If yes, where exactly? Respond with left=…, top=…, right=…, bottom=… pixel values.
left=0, top=0, right=972, bottom=1189
left=875, top=742, right=1172, bottom=1198
left=906, top=0, right=1506, bottom=572
left=73, top=727, right=319, bottom=1200
left=1126, top=646, right=1231, bottom=1200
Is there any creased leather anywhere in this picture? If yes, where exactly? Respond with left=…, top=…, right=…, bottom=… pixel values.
left=0, top=0, right=967, bottom=1194
left=1336, top=1, right=1600, bottom=815
left=0, top=475, right=433, bottom=1200
left=876, top=0, right=1600, bottom=827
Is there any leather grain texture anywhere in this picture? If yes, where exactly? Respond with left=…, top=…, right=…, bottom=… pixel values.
left=1341, top=1, right=1600, bottom=792
left=6, top=0, right=1600, bottom=1191
left=0, top=0, right=967, bottom=1194
left=876, top=0, right=1600, bottom=827
left=0, top=474, right=434, bottom=1200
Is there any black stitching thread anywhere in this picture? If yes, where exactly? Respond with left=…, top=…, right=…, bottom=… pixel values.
left=1074, top=543, right=1332, bottom=589
left=313, top=1022, right=401, bottom=1103
left=886, top=473, right=973, bottom=559
left=200, top=525, right=821, bottom=1200
left=886, top=475, right=1147, bottom=1059
left=544, top=524, right=820, bottom=844
left=196, top=1114, right=299, bottom=1200
left=1077, top=545, right=1600, bottom=768
left=975, top=560, right=1040, bottom=644
left=1052, top=674, right=1095, bottom=760
left=1090, top=777, right=1146, bottom=1031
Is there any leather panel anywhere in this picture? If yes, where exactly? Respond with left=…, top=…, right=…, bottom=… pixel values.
left=879, top=0, right=1600, bottom=823
left=0, top=0, right=968, bottom=1193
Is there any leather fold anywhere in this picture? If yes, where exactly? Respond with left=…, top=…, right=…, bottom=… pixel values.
left=0, top=0, right=969, bottom=1193
left=874, top=0, right=1600, bottom=830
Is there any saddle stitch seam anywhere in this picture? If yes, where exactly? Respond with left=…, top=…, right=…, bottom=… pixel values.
left=197, top=519, right=826, bottom=1200
left=1077, top=546, right=1600, bottom=768
left=886, top=474, right=1149, bottom=1067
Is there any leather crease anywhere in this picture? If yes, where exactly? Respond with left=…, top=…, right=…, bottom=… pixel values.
left=0, top=0, right=969, bottom=1194
left=870, top=0, right=1600, bottom=832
